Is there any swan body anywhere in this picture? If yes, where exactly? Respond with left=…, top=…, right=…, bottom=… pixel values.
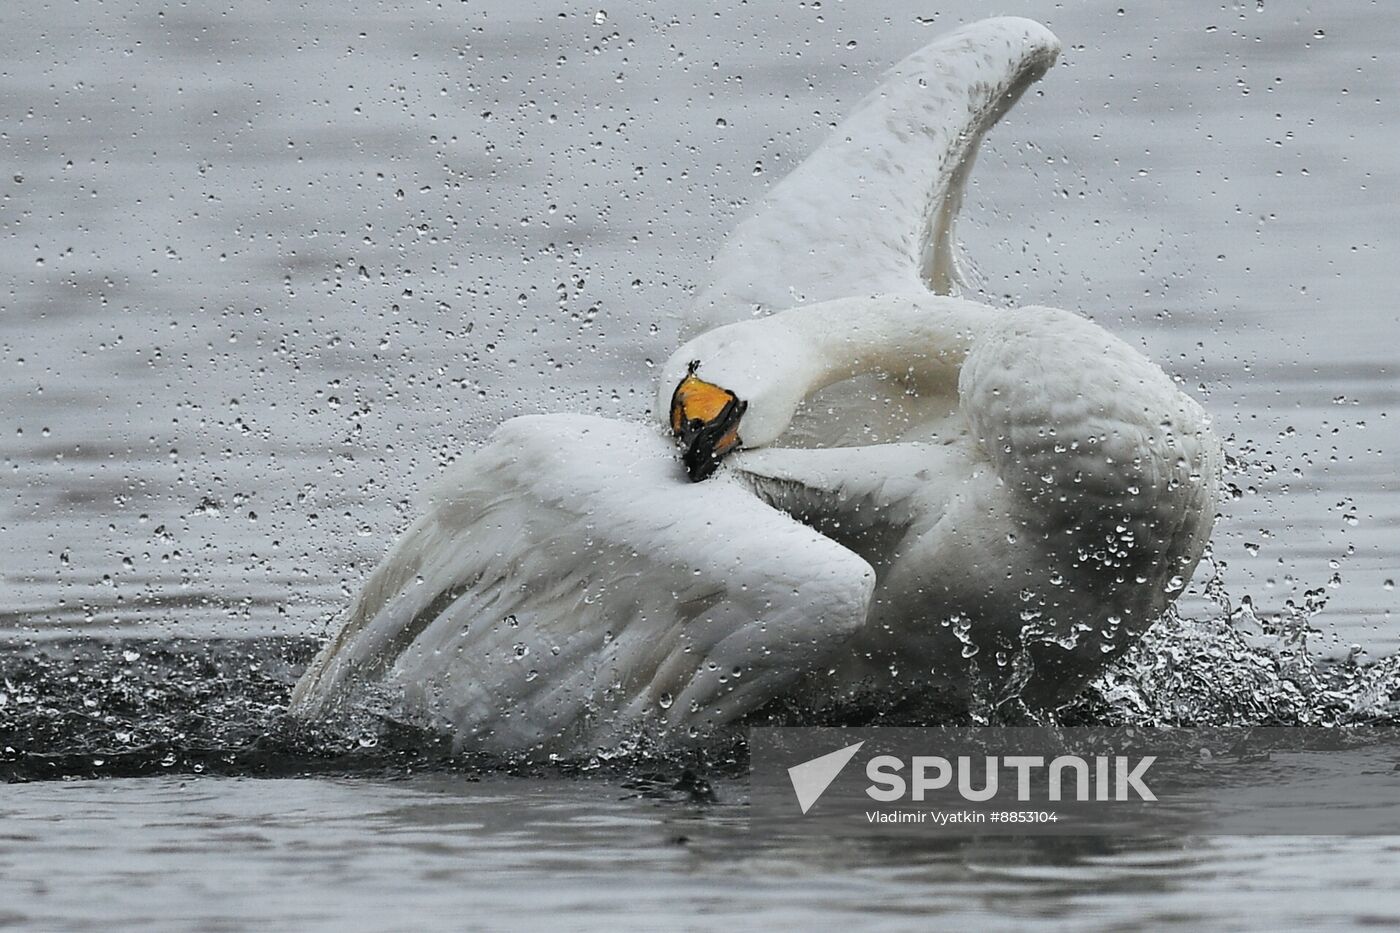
left=668, top=294, right=1219, bottom=712
left=290, top=18, right=1222, bottom=750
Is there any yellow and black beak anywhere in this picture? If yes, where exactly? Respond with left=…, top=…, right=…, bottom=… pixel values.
left=669, top=361, right=746, bottom=482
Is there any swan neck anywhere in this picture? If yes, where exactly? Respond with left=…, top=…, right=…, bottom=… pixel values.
left=778, top=294, right=1002, bottom=395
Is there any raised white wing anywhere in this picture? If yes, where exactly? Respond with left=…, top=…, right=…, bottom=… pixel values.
left=690, top=17, right=1060, bottom=335
left=291, top=414, right=874, bottom=752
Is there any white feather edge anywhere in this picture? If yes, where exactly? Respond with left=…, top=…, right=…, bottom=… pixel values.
left=291, top=415, right=875, bottom=750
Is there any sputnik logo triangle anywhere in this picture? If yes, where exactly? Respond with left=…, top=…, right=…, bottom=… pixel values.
left=787, top=741, right=865, bottom=814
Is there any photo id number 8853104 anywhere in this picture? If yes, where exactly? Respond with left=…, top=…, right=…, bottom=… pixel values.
left=989, top=811, right=1059, bottom=823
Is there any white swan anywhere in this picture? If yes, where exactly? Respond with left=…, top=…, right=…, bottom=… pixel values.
left=290, top=18, right=1221, bottom=751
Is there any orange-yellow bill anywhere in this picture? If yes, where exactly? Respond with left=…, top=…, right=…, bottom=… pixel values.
left=668, top=362, right=747, bottom=481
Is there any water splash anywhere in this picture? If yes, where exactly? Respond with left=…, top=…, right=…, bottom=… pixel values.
left=4, top=592, right=1398, bottom=783
left=0, top=638, right=462, bottom=782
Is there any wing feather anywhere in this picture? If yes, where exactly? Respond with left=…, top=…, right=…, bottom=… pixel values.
left=690, top=17, right=1060, bottom=334
left=291, top=415, right=875, bottom=752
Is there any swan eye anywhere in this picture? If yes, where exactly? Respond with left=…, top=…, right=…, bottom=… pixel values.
left=669, top=362, right=747, bottom=482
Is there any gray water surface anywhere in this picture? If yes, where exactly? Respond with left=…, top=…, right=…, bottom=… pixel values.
left=4, top=773, right=1400, bottom=931
left=2, top=0, right=1398, bottom=928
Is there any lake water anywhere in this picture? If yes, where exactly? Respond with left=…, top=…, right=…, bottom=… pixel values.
left=2, top=0, right=1398, bottom=929
left=5, top=772, right=1400, bottom=931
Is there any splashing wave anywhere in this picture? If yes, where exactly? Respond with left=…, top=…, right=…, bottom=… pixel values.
left=3, top=594, right=1397, bottom=783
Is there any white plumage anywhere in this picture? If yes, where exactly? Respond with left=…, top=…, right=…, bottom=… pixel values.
left=291, top=18, right=1221, bottom=751
left=293, top=415, right=876, bottom=750
left=691, top=17, right=1061, bottom=330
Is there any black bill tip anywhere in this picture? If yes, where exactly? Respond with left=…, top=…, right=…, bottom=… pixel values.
left=678, top=397, right=746, bottom=482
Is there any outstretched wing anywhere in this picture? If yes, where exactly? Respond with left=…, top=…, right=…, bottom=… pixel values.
left=690, top=17, right=1060, bottom=335
left=291, top=414, right=874, bottom=752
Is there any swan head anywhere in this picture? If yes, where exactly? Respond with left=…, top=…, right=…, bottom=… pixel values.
left=668, top=361, right=747, bottom=481
left=660, top=319, right=816, bottom=481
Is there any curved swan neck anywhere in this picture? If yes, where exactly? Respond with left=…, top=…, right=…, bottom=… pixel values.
left=768, top=293, right=1005, bottom=396
left=661, top=293, right=1006, bottom=446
